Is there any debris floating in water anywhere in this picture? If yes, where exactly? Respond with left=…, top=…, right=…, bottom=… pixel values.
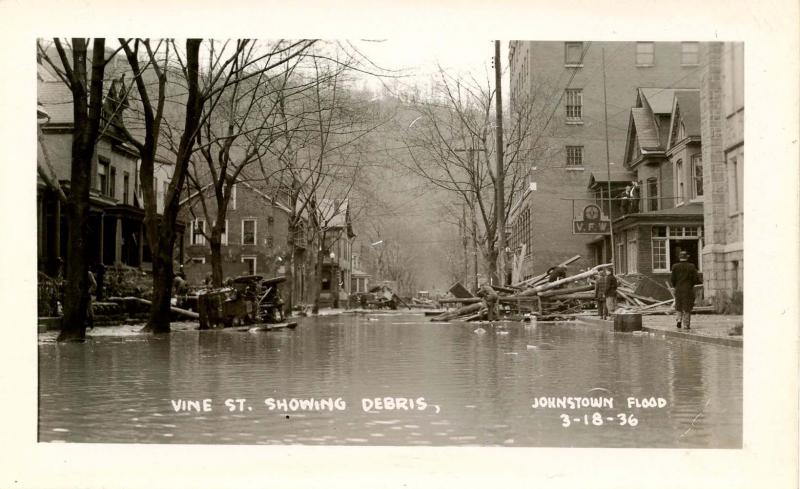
left=474, top=328, right=487, bottom=335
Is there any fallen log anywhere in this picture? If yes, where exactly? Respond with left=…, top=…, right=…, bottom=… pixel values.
left=431, top=302, right=484, bottom=321
left=512, top=254, right=581, bottom=288
left=634, top=298, right=675, bottom=312
left=513, top=263, right=613, bottom=298
left=540, top=291, right=595, bottom=301
left=122, top=296, right=200, bottom=319
left=539, top=284, right=594, bottom=298
left=440, top=297, right=482, bottom=304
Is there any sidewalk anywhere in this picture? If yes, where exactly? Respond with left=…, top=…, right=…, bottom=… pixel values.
left=577, top=314, right=743, bottom=348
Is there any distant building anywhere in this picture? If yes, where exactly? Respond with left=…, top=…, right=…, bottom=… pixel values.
left=699, top=43, right=744, bottom=307
left=313, top=199, right=356, bottom=308
left=179, top=181, right=294, bottom=284
left=507, top=41, right=703, bottom=279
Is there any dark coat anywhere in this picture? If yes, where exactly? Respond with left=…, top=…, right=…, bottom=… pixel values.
left=671, top=261, right=700, bottom=312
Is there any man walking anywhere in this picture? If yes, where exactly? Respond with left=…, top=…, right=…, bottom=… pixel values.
left=671, top=251, right=701, bottom=330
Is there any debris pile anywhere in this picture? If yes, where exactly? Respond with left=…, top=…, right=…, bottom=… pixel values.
left=432, top=255, right=706, bottom=322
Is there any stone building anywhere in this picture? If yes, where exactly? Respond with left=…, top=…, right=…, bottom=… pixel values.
left=507, top=41, right=703, bottom=279
left=699, top=43, right=744, bottom=308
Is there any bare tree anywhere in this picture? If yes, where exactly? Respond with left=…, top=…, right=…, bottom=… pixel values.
left=182, top=40, right=314, bottom=287
left=403, top=67, right=547, bottom=286
left=37, top=38, right=112, bottom=342
left=265, top=47, right=384, bottom=312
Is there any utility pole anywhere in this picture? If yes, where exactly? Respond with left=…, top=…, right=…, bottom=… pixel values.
left=602, top=47, right=616, bottom=267
left=494, top=40, right=507, bottom=286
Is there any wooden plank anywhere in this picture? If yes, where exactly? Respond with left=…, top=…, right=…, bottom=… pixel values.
left=512, top=254, right=581, bottom=288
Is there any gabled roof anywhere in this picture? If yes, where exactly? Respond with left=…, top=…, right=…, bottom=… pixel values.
left=638, top=88, right=676, bottom=115
left=38, top=81, right=74, bottom=125
left=667, top=90, right=701, bottom=149
left=630, top=108, right=661, bottom=151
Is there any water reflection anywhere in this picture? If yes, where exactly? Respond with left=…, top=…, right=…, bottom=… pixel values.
left=38, top=313, right=742, bottom=447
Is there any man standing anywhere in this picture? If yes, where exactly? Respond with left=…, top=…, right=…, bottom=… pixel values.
left=594, top=269, right=609, bottom=320
left=476, top=282, right=499, bottom=322
left=605, top=268, right=619, bottom=318
left=671, top=251, right=701, bottom=330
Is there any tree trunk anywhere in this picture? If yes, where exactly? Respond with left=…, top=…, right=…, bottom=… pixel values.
left=57, top=38, right=106, bottom=342
left=312, top=247, right=325, bottom=314
left=285, top=220, right=297, bottom=311
left=142, top=232, right=175, bottom=333
left=209, top=229, right=223, bottom=287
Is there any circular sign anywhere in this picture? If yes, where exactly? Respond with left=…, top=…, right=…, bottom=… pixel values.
left=583, top=204, right=602, bottom=222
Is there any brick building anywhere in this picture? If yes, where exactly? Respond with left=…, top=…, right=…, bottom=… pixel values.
left=699, top=43, right=744, bottom=306
left=507, top=41, right=703, bottom=279
left=179, top=181, right=294, bottom=285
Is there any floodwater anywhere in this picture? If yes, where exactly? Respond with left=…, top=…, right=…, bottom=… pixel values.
left=38, top=312, right=742, bottom=447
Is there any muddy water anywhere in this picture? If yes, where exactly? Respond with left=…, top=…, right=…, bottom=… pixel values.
left=38, top=313, right=742, bottom=447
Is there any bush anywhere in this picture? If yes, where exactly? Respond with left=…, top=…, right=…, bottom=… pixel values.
left=103, top=265, right=153, bottom=299
left=38, top=271, right=62, bottom=317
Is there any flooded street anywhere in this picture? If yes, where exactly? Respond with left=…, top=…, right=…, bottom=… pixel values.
left=38, top=313, right=742, bottom=447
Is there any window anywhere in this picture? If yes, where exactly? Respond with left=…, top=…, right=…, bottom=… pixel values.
left=651, top=225, right=703, bottom=272
left=676, top=159, right=685, bottom=204
left=266, top=236, right=274, bottom=248
left=636, top=42, right=655, bottom=66
left=724, top=43, right=744, bottom=115
left=191, top=219, right=206, bottom=245
left=647, top=178, right=659, bottom=211
left=217, top=220, right=228, bottom=245
left=242, top=219, right=256, bottom=245
left=564, top=42, right=584, bottom=66
left=691, top=154, right=703, bottom=198
left=626, top=229, right=638, bottom=273
left=727, top=154, right=743, bottom=215
left=242, top=256, right=257, bottom=275
left=652, top=238, right=667, bottom=271
left=352, top=253, right=360, bottom=270
left=190, top=257, right=205, bottom=264
left=681, top=42, right=699, bottom=66
left=566, top=146, right=584, bottom=167
left=230, top=184, right=237, bottom=210
left=123, top=172, right=130, bottom=205
left=97, top=158, right=109, bottom=195
left=109, top=166, right=116, bottom=198
left=565, top=89, right=583, bottom=122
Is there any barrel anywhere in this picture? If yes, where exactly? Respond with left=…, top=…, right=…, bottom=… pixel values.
left=613, top=313, right=642, bottom=332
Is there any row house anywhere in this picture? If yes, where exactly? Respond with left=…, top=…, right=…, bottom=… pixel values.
left=37, top=65, right=183, bottom=278
left=610, top=88, right=705, bottom=297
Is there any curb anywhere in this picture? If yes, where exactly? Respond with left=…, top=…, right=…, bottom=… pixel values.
left=575, top=317, right=742, bottom=348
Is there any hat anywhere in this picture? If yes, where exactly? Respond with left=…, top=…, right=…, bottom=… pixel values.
left=679, top=251, right=689, bottom=260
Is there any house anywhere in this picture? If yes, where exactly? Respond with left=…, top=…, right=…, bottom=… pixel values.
left=179, top=180, right=295, bottom=284
left=37, top=63, right=183, bottom=277
left=610, top=88, right=705, bottom=288
left=313, top=199, right=356, bottom=308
